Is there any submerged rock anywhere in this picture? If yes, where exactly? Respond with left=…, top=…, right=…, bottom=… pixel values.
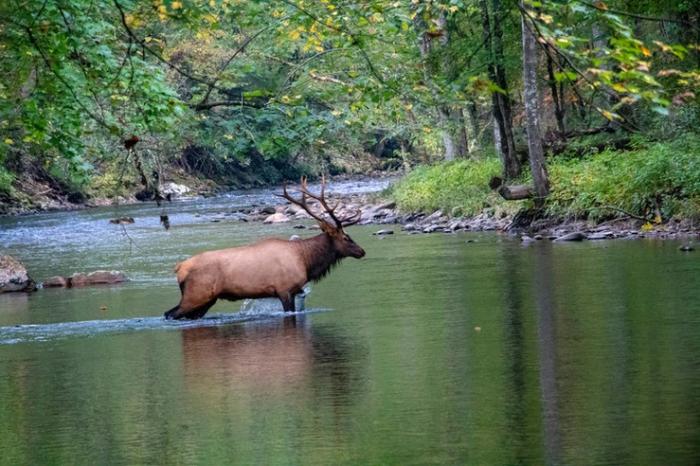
left=373, top=229, right=394, bottom=236
left=109, top=217, right=134, bottom=225
left=679, top=244, right=695, bottom=251
left=0, top=256, right=36, bottom=293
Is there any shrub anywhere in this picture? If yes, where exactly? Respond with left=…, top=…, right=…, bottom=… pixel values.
left=391, top=158, right=513, bottom=216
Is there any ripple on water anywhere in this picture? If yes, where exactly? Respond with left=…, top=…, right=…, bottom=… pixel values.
left=0, top=307, right=329, bottom=345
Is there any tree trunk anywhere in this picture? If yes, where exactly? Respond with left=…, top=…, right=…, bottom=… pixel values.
left=491, top=0, right=518, bottom=164
left=481, top=0, right=521, bottom=179
left=439, top=107, right=457, bottom=161
left=452, top=107, right=470, bottom=158
left=521, top=6, right=550, bottom=205
left=466, top=100, right=480, bottom=152
left=546, top=53, right=565, bottom=134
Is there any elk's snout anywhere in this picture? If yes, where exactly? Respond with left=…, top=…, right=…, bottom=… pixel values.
left=352, top=245, right=366, bottom=259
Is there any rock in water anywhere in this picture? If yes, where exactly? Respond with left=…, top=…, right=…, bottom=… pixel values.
left=0, top=256, right=37, bottom=293
left=70, top=271, right=127, bottom=287
left=679, top=244, right=695, bottom=252
left=554, top=232, right=587, bottom=242
left=43, top=276, right=70, bottom=288
left=109, top=217, right=135, bottom=225
left=372, top=229, right=394, bottom=236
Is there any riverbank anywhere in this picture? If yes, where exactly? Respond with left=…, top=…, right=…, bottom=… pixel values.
left=373, top=135, right=700, bottom=243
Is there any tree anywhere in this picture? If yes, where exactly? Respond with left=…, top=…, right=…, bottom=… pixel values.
left=520, top=2, right=550, bottom=205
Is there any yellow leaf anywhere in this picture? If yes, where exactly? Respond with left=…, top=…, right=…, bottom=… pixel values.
left=641, top=222, right=653, bottom=232
left=289, top=29, right=301, bottom=40
left=4, top=138, right=13, bottom=145
left=171, top=1, right=183, bottom=9
left=641, top=46, right=651, bottom=57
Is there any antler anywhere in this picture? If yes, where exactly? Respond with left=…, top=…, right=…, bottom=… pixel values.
left=277, top=176, right=328, bottom=226
left=276, top=176, right=361, bottom=229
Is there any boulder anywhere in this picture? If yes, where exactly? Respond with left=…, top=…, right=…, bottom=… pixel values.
left=679, top=244, right=695, bottom=252
left=423, top=210, right=444, bottom=223
left=588, top=231, right=614, bottom=240
left=376, top=201, right=396, bottom=210
left=70, top=271, right=127, bottom=287
left=422, top=224, right=444, bottom=233
left=160, top=182, right=190, bottom=197
left=43, top=276, right=70, bottom=288
left=263, top=213, right=290, bottom=224
left=0, top=256, right=36, bottom=293
left=554, top=231, right=587, bottom=242
left=294, top=210, right=312, bottom=220
left=260, top=206, right=277, bottom=215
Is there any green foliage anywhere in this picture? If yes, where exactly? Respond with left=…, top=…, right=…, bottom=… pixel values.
left=392, top=157, right=506, bottom=216
left=548, top=134, right=700, bottom=220
left=0, top=166, right=14, bottom=194
left=393, top=135, right=700, bottom=222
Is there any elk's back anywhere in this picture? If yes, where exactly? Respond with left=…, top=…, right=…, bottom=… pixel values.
left=176, top=239, right=307, bottom=298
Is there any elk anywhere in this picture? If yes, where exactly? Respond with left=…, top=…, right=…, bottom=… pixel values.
left=164, top=177, right=365, bottom=320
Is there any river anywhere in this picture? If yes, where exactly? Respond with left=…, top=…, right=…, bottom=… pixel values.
left=0, top=178, right=699, bottom=465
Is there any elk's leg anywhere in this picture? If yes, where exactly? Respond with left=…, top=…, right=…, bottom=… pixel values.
left=187, top=299, right=217, bottom=319
left=166, top=298, right=217, bottom=320
left=279, top=292, right=296, bottom=313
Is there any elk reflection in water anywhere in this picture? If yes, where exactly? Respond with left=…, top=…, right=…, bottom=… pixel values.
left=180, top=316, right=363, bottom=404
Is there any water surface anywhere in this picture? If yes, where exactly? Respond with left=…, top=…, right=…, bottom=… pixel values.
left=0, top=183, right=698, bottom=465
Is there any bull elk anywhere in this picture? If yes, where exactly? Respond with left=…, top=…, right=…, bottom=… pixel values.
left=164, top=177, right=365, bottom=320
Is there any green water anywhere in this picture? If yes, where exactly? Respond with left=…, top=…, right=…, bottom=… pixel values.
left=0, top=191, right=699, bottom=465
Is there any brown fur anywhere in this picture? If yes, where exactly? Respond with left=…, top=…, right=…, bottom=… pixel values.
left=164, top=229, right=364, bottom=319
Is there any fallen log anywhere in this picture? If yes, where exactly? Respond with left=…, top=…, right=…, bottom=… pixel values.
left=489, top=177, right=533, bottom=200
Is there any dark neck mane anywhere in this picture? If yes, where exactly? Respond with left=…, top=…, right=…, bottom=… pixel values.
left=296, top=233, right=342, bottom=282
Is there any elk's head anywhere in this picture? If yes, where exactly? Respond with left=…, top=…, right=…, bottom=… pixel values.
left=279, top=177, right=365, bottom=259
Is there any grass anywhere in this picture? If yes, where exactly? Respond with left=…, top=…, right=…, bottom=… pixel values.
left=391, top=134, right=700, bottom=222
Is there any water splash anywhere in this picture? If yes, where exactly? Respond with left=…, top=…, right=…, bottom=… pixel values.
left=0, top=305, right=327, bottom=345
left=239, top=284, right=311, bottom=313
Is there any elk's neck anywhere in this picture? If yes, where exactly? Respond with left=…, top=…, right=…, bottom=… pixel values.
left=297, top=233, right=342, bottom=282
